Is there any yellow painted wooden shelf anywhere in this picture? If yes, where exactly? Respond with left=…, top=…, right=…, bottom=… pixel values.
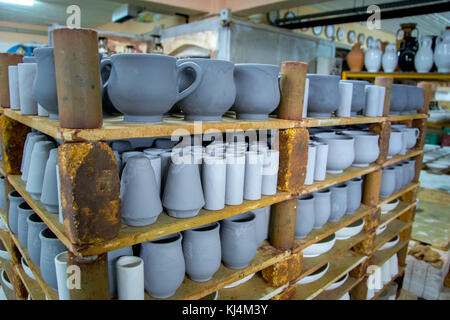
left=8, top=230, right=58, bottom=300
left=299, top=164, right=379, bottom=196
left=371, top=266, right=406, bottom=300
left=379, top=202, right=416, bottom=229
left=300, top=116, right=385, bottom=127
left=144, top=241, right=290, bottom=300
left=1, top=108, right=299, bottom=142
left=342, top=71, right=450, bottom=81
left=389, top=114, right=428, bottom=122
left=314, top=275, right=364, bottom=300
left=382, top=149, right=424, bottom=168
left=293, top=204, right=373, bottom=253
left=7, top=174, right=291, bottom=256
left=0, top=163, right=5, bottom=177
left=379, top=182, right=420, bottom=206
left=373, top=239, right=409, bottom=268
left=294, top=231, right=369, bottom=284
left=374, top=219, right=412, bottom=252
left=14, top=263, right=46, bottom=300
left=292, top=250, right=367, bottom=300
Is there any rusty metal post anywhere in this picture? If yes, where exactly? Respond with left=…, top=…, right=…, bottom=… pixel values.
left=0, top=53, right=23, bottom=108
left=52, top=28, right=103, bottom=129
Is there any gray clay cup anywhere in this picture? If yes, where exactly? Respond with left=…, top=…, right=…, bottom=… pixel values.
left=329, top=183, right=348, bottom=222
left=40, top=148, right=59, bottom=213
left=107, top=246, right=133, bottom=298
left=340, top=80, right=370, bottom=115
left=39, top=228, right=66, bottom=290
left=18, top=63, right=38, bottom=115
left=380, top=167, right=396, bottom=198
left=390, top=84, right=408, bottom=115
left=17, top=201, right=34, bottom=249
left=346, top=177, right=363, bottom=214
left=8, top=190, right=23, bottom=235
left=306, top=74, right=340, bottom=117
left=312, top=188, right=331, bottom=229
left=295, top=194, right=315, bottom=239
left=21, top=134, right=47, bottom=182
left=33, top=47, right=58, bottom=120
left=26, top=140, right=55, bottom=200
left=27, top=213, right=46, bottom=267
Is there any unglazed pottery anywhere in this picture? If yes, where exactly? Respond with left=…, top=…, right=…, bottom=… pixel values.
left=18, top=63, right=38, bottom=115
left=33, top=47, right=58, bottom=120
left=27, top=213, right=46, bottom=266
left=337, top=81, right=352, bottom=117
left=313, top=142, right=328, bottom=181
left=261, top=150, right=279, bottom=195
left=220, top=212, right=257, bottom=269
left=54, top=251, right=70, bottom=300
left=388, top=131, right=403, bottom=158
left=390, top=84, right=408, bottom=115
left=8, top=66, right=20, bottom=110
left=303, top=234, right=336, bottom=258
left=381, top=198, right=399, bottom=214
left=104, top=54, right=202, bottom=123
left=253, top=206, right=270, bottom=245
left=314, top=133, right=355, bottom=174
left=225, top=152, right=245, bottom=205
left=140, top=233, right=185, bottom=298
left=329, top=183, right=348, bottom=222
left=8, top=190, right=23, bottom=235
left=26, top=140, right=55, bottom=200
left=0, top=175, right=6, bottom=211
left=393, top=164, right=404, bottom=192
left=296, top=262, right=329, bottom=285
left=389, top=254, right=399, bottom=277
left=177, top=58, right=235, bottom=121
left=21, top=256, right=35, bottom=280
left=202, top=154, right=226, bottom=210
left=305, top=143, right=316, bottom=185
left=233, top=64, right=280, bottom=120
left=346, top=177, right=363, bottom=214
left=182, top=222, right=221, bottom=282
left=346, top=43, right=364, bottom=71
left=312, top=189, right=331, bottom=229
left=306, top=74, right=340, bottom=117
left=40, top=148, right=59, bottom=213
left=121, top=155, right=163, bottom=226
left=325, top=273, right=349, bottom=291
left=142, top=153, right=162, bottom=194
left=335, top=219, right=365, bottom=240
left=17, top=202, right=34, bottom=248
left=163, top=161, right=205, bottom=218
left=116, top=256, right=145, bottom=300
left=107, top=246, right=133, bottom=298
left=295, top=194, right=315, bottom=239
left=340, top=80, right=369, bottom=116
left=340, top=130, right=379, bottom=167
left=39, top=228, right=66, bottom=290
left=0, top=240, right=11, bottom=261
left=382, top=43, right=398, bottom=72
left=243, top=151, right=264, bottom=200
left=380, top=167, right=396, bottom=197
left=21, top=133, right=47, bottom=182
left=1, top=269, right=15, bottom=300
left=364, top=85, right=385, bottom=117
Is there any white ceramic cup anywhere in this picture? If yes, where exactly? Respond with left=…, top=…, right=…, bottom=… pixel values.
left=202, top=154, right=226, bottom=210
left=305, top=144, right=316, bottom=185
left=17, top=63, right=38, bottom=115
left=116, top=255, right=145, bottom=300
left=8, top=66, right=20, bottom=110
left=54, top=251, right=70, bottom=300
left=313, top=142, right=328, bottom=181
left=337, top=81, right=353, bottom=117
left=243, top=151, right=264, bottom=200
left=225, top=152, right=245, bottom=205
left=376, top=86, right=386, bottom=116
left=364, top=85, right=382, bottom=117
left=261, top=149, right=279, bottom=195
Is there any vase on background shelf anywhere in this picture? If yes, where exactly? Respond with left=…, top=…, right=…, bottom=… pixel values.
left=396, top=23, right=419, bottom=72
left=346, top=43, right=365, bottom=72
left=415, top=36, right=434, bottom=73
left=434, top=28, right=450, bottom=73
left=364, top=43, right=382, bottom=72
left=382, top=43, right=398, bottom=73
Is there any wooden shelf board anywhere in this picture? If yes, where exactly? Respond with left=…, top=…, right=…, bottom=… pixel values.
left=14, top=263, right=46, bottom=300
left=0, top=229, right=15, bottom=259
left=374, top=219, right=412, bottom=252
left=218, top=272, right=288, bottom=300
left=295, top=230, right=369, bottom=283
left=299, top=164, right=378, bottom=196
left=314, top=275, right=363, bottom=300
left=378, top=201, right=415, bottom=229
left=0, top=208, right=7, bottom=226
left=144, top=241, right=290, bottom=300
left=293, top=250, right=367, bottom=300
left=8, top=174, right=291, bottom=256
left=342, top=71, right=450, bottom=81
left=389, top=114, right=428, bottom=122
left=371, top=266, right=406, bottom=300
left=379, top=182, right=420, bottom=206
left=0, top=163, right=5, bottom=177
left=382, top=149, right=424, bottom=167
left=293, top=204, right=373, bottom=253
left=373, top=239, right=409, bottom=267
left=300, top=116, right=385, bottom=128
left=8, top=231, right=58, bottom=300
left=2, top=108, right=299, bottom=142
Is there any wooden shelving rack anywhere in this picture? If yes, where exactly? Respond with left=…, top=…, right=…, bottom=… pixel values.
left=0, top=29, right=430, bottom=300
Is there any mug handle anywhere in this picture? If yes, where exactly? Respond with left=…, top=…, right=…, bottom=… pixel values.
left=100, top=58, right=112, bottom=90
left=413, top=128, right=420, bottom=139
left=175, top=61, right=203, bottom=102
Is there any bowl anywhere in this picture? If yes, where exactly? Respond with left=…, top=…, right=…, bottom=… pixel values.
left=378, top=235, right=400, bottom=251
left=376, top=224, right=387, bottom=235
left=339, top=131, right=379, bottom=167
left=21, top=256, right=36, bottom=280
left=335, top=219, right=365, bottom=240
left=380, top=198, right=400, bottom=214
left=296, top=262, right=330, bottom=285
left=303, top=234, right=336, bottom=258
left=223, top=273, right=255, bottom=289
left=325, top=273, right=349, bottom=291
left=314, top=134, right=355, bottom=174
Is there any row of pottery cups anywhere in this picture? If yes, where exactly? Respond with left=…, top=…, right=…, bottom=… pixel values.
left=366, top=253, right=399, bottom=299
left=117, top=138, right=279, bottom=227
left=8, top=49, right=283, bottom=122
left=295, top=177, right=364, bottom=242
left=304, top=75, right=423, bottom=118
left=380, top=158, right=416, bottom=198
left=87, top=209, right=269, bottom=300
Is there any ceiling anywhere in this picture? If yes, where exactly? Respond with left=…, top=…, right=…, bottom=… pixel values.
left=310, top=0, right=450, bottom=36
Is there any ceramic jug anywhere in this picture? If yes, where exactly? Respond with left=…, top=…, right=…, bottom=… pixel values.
left=33, top=47, right=58, bottom=120
left=382, top=43, right=398, bottom=73
left=176, top=58, right=235, bottom=121
left=397, top=23, right=419, bottom=72
left=346, top=43, right=365, bottom=72
left=364, top=43, right=382, bottom=72
left=415, top=36, right=434, bottom=73
left=140, top=233, right=186, bottom=299
left=220, top=212, right=257, bottom=269
left=182, top=222, right=221, bottom=282
left=434, top=29, right=450, bottom=73
left=102, top=54, right=202, bottom=123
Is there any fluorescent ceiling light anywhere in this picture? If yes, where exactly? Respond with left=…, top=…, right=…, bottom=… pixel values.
left=0, top=0, right=34, bottom=6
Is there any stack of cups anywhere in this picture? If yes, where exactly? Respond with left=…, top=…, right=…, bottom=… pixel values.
left=337, top=81, right=353, bottom=117
left=364, top=85, right=386, bottom=117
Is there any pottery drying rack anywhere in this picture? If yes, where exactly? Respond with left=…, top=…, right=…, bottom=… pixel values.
left=0, top=29, right=430, bottom=300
